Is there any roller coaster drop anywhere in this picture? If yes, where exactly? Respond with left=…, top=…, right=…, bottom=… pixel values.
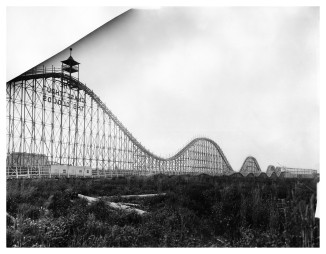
left=7, top=53, right=236, bottom=178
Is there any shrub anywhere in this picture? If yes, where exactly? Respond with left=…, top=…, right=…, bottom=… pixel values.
left=6, top=176, right=319, bottom=247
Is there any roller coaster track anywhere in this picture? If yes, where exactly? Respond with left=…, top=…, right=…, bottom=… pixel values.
left=6, top=68, right=233, bottom=177
left=239, top=156, right=262, bottom=175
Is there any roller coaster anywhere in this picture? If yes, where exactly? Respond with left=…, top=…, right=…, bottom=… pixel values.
left=6, top=52, right=318, bottom=179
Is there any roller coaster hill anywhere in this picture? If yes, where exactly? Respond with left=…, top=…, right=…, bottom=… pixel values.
left=6, top=51, right=318, bottom=179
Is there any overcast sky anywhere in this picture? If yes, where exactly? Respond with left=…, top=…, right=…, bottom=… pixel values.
left=6, top=6, right=128, bottom=80
left=10, top=7, right=320, bottom=171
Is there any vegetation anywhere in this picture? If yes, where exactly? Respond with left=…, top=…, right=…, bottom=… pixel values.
left=6, top=174, right=319, bottom=247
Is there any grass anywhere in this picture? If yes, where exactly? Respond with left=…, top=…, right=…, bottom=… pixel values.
left=6, top=175, right=319, bottom=247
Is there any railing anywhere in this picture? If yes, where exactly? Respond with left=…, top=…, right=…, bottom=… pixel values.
left=24, top=66, right=63, bottom=75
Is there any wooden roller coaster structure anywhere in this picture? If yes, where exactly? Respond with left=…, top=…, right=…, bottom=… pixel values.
left=6, top=53, right=318, bottom=179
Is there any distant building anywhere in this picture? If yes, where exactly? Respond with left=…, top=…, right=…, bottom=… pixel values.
left=50, top=165, right=92, bottom=177
left=266, top=164, right=318, bottom=179
left=7, top=152, right=49, bottom=167
left=281, top=167, right=318, bottom=178
left=6, top=152, right=94, bottom=178
left=6, top=152, right=50, bottom=178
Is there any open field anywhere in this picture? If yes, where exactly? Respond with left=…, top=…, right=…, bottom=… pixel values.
left=7, top=174, right=319, bottom=247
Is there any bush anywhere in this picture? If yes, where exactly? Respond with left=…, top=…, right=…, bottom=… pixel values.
left=6, top=176, right=319, bottom=247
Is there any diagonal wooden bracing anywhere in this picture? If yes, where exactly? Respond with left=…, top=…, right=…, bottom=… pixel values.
left=239, top=156, right=261, bottom=175
left=6, top=68, right=234, bottom=178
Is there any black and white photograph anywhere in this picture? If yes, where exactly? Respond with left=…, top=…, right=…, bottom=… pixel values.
left=4, top=2, right=322, bottom=248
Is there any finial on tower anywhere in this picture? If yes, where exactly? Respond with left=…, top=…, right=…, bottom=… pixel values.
left=70, top=48, right=72, bottom=56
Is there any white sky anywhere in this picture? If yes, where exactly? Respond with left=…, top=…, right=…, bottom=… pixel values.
left=7, top=7, right=320, bottom=171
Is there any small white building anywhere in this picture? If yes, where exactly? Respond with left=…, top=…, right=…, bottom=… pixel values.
left=50, top=165, right=92, bottom=177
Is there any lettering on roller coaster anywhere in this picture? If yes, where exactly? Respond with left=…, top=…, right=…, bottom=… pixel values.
left=43, top=84, right=85, bottom=111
